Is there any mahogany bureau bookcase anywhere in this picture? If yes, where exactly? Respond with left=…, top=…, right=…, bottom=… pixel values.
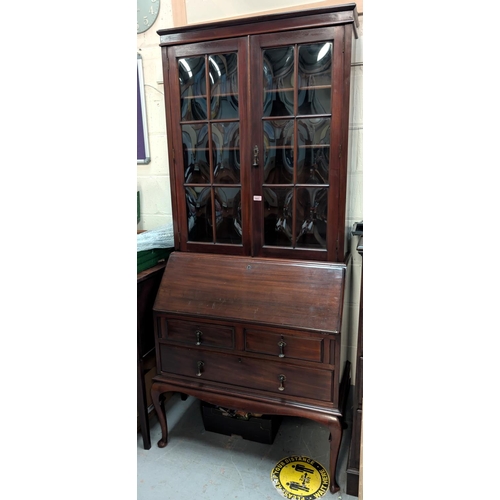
left=151, top=3, right=359, bottom=493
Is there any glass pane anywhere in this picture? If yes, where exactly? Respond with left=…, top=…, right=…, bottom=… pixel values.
left=298, top=43, right=332, bottom=115
left=179, top=57, right=207, bottom=121
left=298, top=43, right=332, bottom=86
left=263, top=119, right=294, bottom=184
left=212, top=122, right=240, bottom=183
left=263, top=46, right=294, bottom=117
left=295, top=186, right=328, bottom=249
left=297, top=87, right=331, bottom=115
left=263, top=187, right=293, bottom=247
left=182, top=124, right=211, bottom=183
left=210, top=53, right=239, bottom=120
left=296, top=118, right=330, bottom=184
left=185, top=186, right=213, bottom=242
left=215, top=187, right=242, bottom=244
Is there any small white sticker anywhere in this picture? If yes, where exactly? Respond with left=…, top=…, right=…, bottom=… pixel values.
left=253, top=195, right=262, bottom=201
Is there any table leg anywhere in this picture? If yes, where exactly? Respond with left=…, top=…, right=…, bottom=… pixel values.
left=328, top=415, right=342, bottom=493
left=151, top=382, right=172, bottom=448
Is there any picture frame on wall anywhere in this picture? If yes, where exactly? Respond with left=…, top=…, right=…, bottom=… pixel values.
left=137, top=53, right=150, bottom=164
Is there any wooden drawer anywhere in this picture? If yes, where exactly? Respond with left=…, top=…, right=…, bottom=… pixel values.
left=162, top=318, right=234, bottom=349
left=159, top=344, right=333, bottom=402
left=244, top=328, right=324, bottom=363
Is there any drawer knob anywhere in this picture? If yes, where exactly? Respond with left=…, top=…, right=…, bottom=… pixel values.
left=196, top=361, right=204, bottom=377
left=278, top=340, right=286, bottom=358
left=278, top=374, right=286, bottom=391
left=195, top=330, right=203, bottom=345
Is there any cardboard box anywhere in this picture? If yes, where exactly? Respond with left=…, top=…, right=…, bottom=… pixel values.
left=201, top=402, right=282, bottom=444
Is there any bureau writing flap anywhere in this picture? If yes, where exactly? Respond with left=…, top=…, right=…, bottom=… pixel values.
left=153, top=252, right=346, bottom=333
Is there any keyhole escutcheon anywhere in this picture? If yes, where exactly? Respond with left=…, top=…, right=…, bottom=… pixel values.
left=252, top=145, right=259, bottom=167
left=195, top=330, right=203, bottom=345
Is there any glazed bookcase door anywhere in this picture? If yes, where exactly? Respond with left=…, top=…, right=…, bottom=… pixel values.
left=249, top=27, right=346, bottom=262
left=166, top=38, right=251, bottom=255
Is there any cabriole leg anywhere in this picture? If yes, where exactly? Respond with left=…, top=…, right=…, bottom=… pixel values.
left=328, top=416, right=342, bottom=493
left=151, top=382, right=171, bottom=448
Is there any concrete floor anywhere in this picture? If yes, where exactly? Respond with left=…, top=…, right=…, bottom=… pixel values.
left=137, top=393, right=358, bottom=500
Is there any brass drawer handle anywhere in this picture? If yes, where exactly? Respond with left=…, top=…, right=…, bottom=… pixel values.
left=195, top=330, right=203, bottom=345
left=278, top=339, right=286, bottom=358
left=196, top=361, right=204, bottom=377
left=278, top=374, right=286, bottom=391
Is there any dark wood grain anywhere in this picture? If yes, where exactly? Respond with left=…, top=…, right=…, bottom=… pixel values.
left=244, top=328, right=324, bottom=362
left=158, top=4, right=358, bottom=263
left=152, top=5, right=358, bottom=493
left=163, top=317, right=235, bottom=349
left=154, top=251, right=346, bottom=333
left=152, top=250, right=349, bottom=492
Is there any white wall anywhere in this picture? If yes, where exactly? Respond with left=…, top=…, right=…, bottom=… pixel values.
left=185, top=0, right=325, bottom=24
left=137, top=1, right=363, bottom=379
left=137, top=3, right=175, bottom=230
left=345, top=18, right=363, bottom=383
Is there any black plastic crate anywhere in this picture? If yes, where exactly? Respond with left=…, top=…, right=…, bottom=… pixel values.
left=201, top=402, right=282, bottom=444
